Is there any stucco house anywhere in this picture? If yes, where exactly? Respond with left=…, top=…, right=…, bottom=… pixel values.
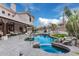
left=0, top=3, right=34, bottom=36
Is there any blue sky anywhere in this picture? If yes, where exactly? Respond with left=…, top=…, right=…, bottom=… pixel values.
left=4, top=3, right=79, bottom=27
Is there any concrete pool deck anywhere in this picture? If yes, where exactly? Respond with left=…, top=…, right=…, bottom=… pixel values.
left=0, top=34, right=79, bottom=56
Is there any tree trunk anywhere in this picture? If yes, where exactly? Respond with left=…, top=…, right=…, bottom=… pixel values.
left=75, top=39, right=78, bottom=46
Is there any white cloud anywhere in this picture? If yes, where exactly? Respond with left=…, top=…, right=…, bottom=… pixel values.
left=39, top=17, right=60, bottom=26
left=38, top=16, right=68, bottom=26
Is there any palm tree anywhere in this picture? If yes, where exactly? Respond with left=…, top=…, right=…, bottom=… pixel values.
left=64, top=6, right=79, bottom=46
left=51, top=24, right=57, bottom=33
left=64, top=6, right=72, bottom=17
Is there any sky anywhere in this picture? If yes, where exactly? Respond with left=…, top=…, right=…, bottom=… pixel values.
left=4, top=3, right=79, bottom=27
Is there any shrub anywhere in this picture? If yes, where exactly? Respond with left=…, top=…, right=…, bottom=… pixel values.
left=24, top=37, right=34, bottom=41
left=52, top=34, right=67, bottom=38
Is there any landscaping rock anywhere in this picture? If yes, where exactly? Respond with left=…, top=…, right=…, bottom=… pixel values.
left=33, top=44, right=40, bottom=48
left=24, top=37, right=33, bottom=41
left=63, top=41, right=72, bottom=46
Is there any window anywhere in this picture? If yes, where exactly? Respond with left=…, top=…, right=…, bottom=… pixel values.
left=19, top=27, right=23, bottom=32
left=2, top=11, right=5, bottom=14
left=8, top=13, right=10, bottom=16
left=12, top=15, right=14, bottom=17
left=7, top=22, right=15, bottom=32
left=29, top=17, right=31, bottom=22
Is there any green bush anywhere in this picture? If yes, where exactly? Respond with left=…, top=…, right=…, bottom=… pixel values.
left=52, top=34, right=67, bottom=38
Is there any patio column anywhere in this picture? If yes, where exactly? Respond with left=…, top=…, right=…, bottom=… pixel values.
left=3, top=23, right=7, bottom=36
left=1, top=18, right=8, bottom=36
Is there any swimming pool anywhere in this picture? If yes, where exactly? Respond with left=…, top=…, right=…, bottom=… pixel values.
left=33, top=34, right=70, bottom=54
left=34, top=34, right=56, bottom=44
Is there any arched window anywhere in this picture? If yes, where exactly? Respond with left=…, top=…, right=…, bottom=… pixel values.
left=8, top=13, right=10, bottom=16
left=2, top=11, right=5, bottom=14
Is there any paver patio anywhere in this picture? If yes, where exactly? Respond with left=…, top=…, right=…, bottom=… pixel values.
left=0, top=34, right=79, bottom=56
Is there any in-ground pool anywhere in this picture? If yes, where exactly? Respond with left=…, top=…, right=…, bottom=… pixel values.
left=33, top=34, right=70, bottom=54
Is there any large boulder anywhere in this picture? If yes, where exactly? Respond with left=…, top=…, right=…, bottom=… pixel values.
left=63, top=41, right=72, bottom=46
left=33, top=44, right=40, bottom=48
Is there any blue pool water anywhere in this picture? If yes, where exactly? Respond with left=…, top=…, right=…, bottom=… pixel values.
left=34, top=34, right=55, bottom=44
left=34, top=34, right=69, bottom=54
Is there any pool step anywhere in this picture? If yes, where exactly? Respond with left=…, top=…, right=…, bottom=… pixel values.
left=40, top=44, right=51, bottom=46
